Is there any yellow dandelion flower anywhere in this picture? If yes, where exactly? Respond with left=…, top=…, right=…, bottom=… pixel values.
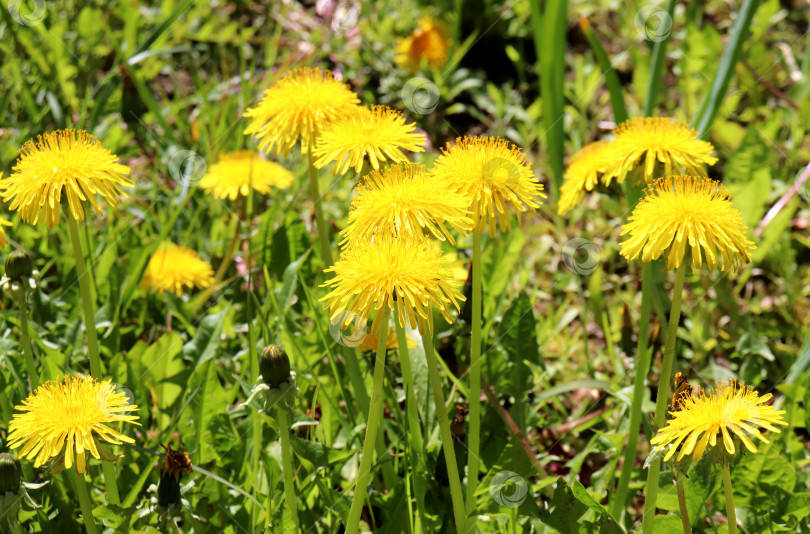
left=429, top=136, right=545, bottom=236
left=0, top=218, right=10, bottom=249
left=8, top=375, right=140, bottom=474
left=341, top=163, right=472, bottom=246
left=321, top=234, right=465, bottom=332
left=650, top=380, right=787, bottom=462
left=199, top=151, right=293, bottom=200
left=605, top=118, right=717, bottom=185
left=141, top=243, right=214, bottom=296
left=243, top=67, right=360, bottom=157
left=558, top=141, right=611, bottom=216
left=313, top=106, right=426, bottom=176
left=1, top=130, right=132, bottom=228
left=395, top=16, right=451, bottom=73
left=620, top=176, right=755, bottom=271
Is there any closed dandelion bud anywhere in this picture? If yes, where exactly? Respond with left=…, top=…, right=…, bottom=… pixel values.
left=260, top=345, right=291, bottom=388
left=0, top=453, right=22, bottom=494
left=5, top=250, right=33, bottom=282
left=157, top=474, right=182, bottom=508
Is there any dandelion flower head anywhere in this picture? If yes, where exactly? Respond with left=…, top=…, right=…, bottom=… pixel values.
left=243, top=67, right=360, bottom=156
left=650, top=380, right=787, bottom=462
left=605, top=117, right=717, bottom=185
left=341, top=163, right=472, bottom=245
left=620, top=176, right=755, bottom=271
left=313, top=106, right=425, bottom=175
left=2, top=130, right=132, bottom=228
left=141, top=243, right=215, bottom=296
left=430, top=136, right=545, bottom=236
left=321, top=234, right=465, bottom=332
left=199, top=151, right=293, bottom=200
left=8, top=375, right=140, bottom=473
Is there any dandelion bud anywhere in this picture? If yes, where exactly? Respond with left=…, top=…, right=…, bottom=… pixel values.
left=0, top=453, right=22, bottom=494
left=5, top=250, right=33, bottom=283
left=157, top=474, right=182, bottom=508
left=260, top=345, right=291, bottom=388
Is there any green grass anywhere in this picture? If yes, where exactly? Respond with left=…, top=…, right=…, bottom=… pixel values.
left=2, top=1, right=810, bottom=533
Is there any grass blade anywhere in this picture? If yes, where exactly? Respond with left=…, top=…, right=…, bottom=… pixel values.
left=642, top=0, right=677, bottom=116
left=692, top=0, right=761, bottom=136
left=579, top=16, right=628, bottom=124
left=532, top=0, right=568, bottom=200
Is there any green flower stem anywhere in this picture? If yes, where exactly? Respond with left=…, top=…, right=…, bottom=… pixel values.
left=66, top=214, right=102, bottom=379
left=307, top=153, right=333, bottom=267
left=14, top=291, right=39, bottom=390
left=396, top=320, right=427, bottom=532
left=346, top=307, right=391, bottom=534
left=66, top=213, right=121, bottom=507
left=676, top=473, right=692, bottom=534
left=70, top=470, right=99, bottom=534
left=611, top=261, right=654, bottom=518
left=722, top=462, right=738, bottom=534
left=465, top=231, right=483, bottom=516
left=642, top=261, right=687, bottom=534
left=424, top=322, right=467, bottom=532
left=245, top=189, right=263, bottom=532
left=276, top=407, right=301, bottom=530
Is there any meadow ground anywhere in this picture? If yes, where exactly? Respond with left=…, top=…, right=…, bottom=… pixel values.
left=1, top=0, right=810, bottom=533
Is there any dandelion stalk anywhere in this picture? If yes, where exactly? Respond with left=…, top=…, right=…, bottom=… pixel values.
left=65, top=212, right=102, bottom=379
left=465, top=230, right=483, bottom=515
left=396, top=320, right=427, bottom=530
left=65, top=212, right=122, bottom=507
left=611, top=261, right=653, bottom=518
left=424, top=322, right=467, bottom=532
left=276, top=407, right=301, bottom=530
left=641, top=261, right=687, bottom=534
left=307, top=153, right=334, bottom=267
left=346, top=307, right=390, bottom=534
left=13, top=290, right=38, bottom=390
left=70, top=471, right=99, bottom=534
left=722, top=463, right=738, bottom=534
left=676, top=473, right=692, bottom=534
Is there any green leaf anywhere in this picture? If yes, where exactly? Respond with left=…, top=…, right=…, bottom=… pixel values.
left=500, top=291, right=543, bottom=406
left=538, top=477, right=587, bottom=534
left=475, top=441, right=539, bottom=517
left=290, top=434, right=355, bottom=469
left=732, top=442, right=796, bottom=507
left=650, top=515, right=684, bottom=534
left=570, top=480, right=625, bottom=533
left=184, top=307, right=228, bottom=370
